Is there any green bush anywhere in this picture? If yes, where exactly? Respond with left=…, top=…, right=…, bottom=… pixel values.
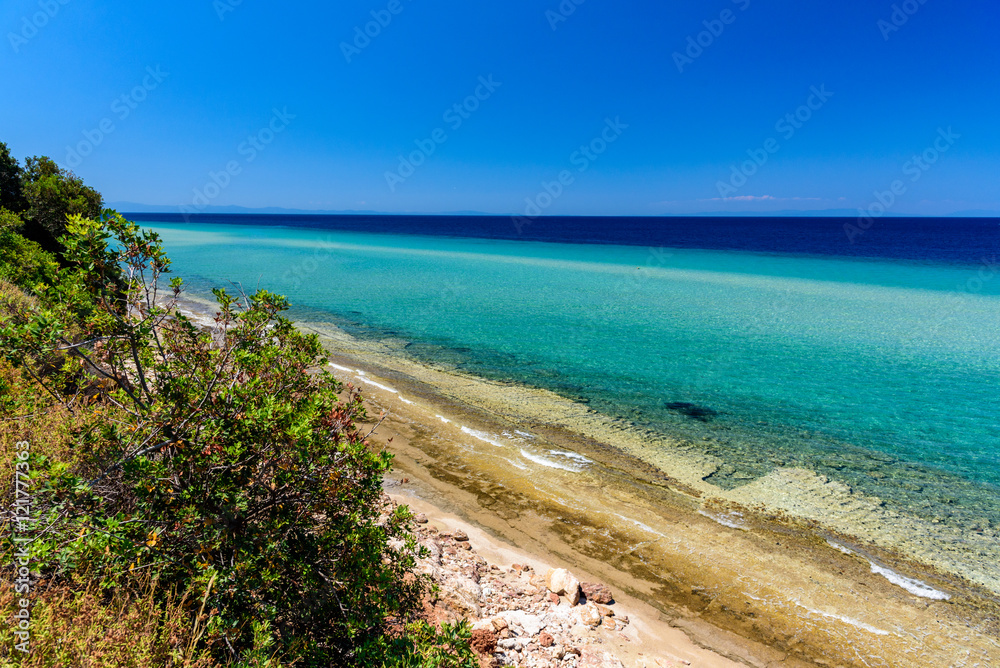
left=1, top=211, right=462, bottom=666
left=0, top=208, right=59, bottom=290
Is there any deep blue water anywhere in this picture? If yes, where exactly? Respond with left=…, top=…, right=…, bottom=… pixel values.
left=129, top=213, right=1000, bottom=267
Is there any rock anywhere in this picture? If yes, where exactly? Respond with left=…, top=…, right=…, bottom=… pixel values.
left=414, top=513, right=428, bottom=524
left=500, top=610, right=546, bottom=636
left=491, top=617, right=509, bottom=632
left=422, top=539, right=442, bottom=565
left=579, top=648, right=625, bottom=667
left=539, top=631, right=555, bottom=647
left=545, top=568, right=581, bottom=605
left=548, top=592, right=560, bottom=604
left=596, top=604, right=614, bottom=617
left=601, top=616, right=616, bottom=630
left=574, top=603, right=602, bottom=628
left=454, top=530, right=469, bottom=541
left=581, top=582, right=614, bottom=605
left=440, top=578, right=482, bottom=618
left=470, top=628, right=497, bottom=655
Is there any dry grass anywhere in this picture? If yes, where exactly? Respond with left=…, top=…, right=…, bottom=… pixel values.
left=0, top=572, right=216, bottom=667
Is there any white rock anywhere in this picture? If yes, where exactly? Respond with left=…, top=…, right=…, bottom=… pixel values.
left=500, top=610, right=547, bottom=637
left=574, top=603, right=602, bottom=628
left=545, top=568, right=582, bottom=605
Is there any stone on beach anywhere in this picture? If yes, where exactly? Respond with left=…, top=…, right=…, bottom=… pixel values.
left=581, top=582, right=614, bottom=604
left=545, top=567, right=581, bottom=605
left=579, top=647, right=626, bottom=667
left=469, top=627, right=498, bottom=654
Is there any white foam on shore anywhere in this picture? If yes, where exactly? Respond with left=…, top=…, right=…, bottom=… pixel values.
left=613, top=513, right=668, bottom=538
left=519, top=449, right=579, bottom=472
left=791, top=599, right=890, bottom=636
left=461, top=426, right=506, bottom=448
left=327, top=364, right=414, bottom=405
left=359, top=378, right=397, bottom=394
left=869, top=563, right=950, bottom=600
left=698, top=509, right=747, bottom=530
left=514, top=430, right=536, bottom=439
left=504, top=457, right=529, bottom=471
left=826, top=540, right=950, bottom=600
left=827, top=540, right=855, bottom=555
left=549, top=449, right=593, bottom=465
left=435, top=415, right=452, bottom=424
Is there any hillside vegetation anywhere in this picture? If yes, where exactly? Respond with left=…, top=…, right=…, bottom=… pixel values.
left=0, top=143, right=479, bottom=667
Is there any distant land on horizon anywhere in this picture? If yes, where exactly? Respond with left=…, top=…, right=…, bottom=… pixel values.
left=109, top=202, right=1000, bottom=219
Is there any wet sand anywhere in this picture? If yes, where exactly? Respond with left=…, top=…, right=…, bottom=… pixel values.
left=176, top=296, right=1000, bottom=667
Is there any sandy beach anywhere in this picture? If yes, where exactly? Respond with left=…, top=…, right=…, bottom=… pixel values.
left=175, top=296, right=1000, bottom=667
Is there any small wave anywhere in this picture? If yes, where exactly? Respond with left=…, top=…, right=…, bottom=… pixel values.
left=869, top=563, right=950, bottom=600
left=435, top=415, right=452, bottom=424
left=791, top=599, right=889, bottom=636
left=519, top=449, right=580, bottom=472
left=504, top=457, right=529, bottom=471
left=460, top=426, right=506, bottom=448
left=698, top=509, right=747, bottom=530
left=612, top=513, right=667, bottom=538
left=514, top=430, right=535, bottom=439
left=549, top=449, right=592, bottom=465
left=826, top=540, right=855, bottom=555
left=356, top=377, right=398, bottom=394
left=826, top=540, right=950, bottom=600
left=398, top=396, right=413, bottom=405
left=328, top=363, right=353, bottom=372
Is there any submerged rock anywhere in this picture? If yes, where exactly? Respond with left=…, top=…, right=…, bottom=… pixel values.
left=665, top=401, right=718, bottom=422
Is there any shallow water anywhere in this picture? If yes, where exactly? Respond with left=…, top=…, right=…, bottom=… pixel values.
left=144, top=220, right=1000, bottom=551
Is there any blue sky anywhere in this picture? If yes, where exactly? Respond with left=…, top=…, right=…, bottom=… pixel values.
left=2, top=0, right=997, bottom=215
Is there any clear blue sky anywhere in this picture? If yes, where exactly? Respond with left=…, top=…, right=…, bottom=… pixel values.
left=2, top=0, right=997, bottom=215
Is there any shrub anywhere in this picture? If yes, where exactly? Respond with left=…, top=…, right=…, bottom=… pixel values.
left=1, top=212, right=437, bottom=665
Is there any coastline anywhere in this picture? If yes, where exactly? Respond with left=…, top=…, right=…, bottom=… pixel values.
left=174, top=294, right=1000, bottom=667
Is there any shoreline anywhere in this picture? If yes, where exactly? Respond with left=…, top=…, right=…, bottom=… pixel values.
left=388, top=488, right=747, bottom=668
left=174, top=294, right=1000, bottom=667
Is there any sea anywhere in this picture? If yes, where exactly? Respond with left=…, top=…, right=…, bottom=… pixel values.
left=130, top=213, right=1000, bottom=573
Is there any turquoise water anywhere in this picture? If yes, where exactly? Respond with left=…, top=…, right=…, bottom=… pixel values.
left=145, top=221, right=1000, bottom=529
